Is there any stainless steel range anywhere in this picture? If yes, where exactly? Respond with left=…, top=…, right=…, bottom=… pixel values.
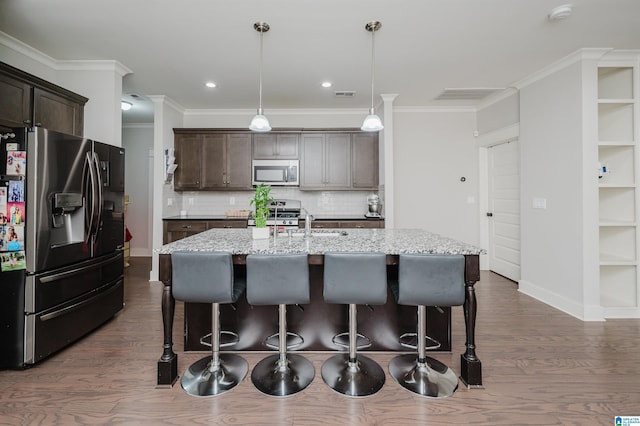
left=248, top=198, right=301, bottom=229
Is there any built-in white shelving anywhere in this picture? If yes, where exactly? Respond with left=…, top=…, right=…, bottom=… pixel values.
left=597, top=63, right=640, bottom=317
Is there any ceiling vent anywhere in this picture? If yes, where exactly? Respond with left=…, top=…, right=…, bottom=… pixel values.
left=434, top=88, right=504, bottom=101
left=334, top=91, right=356, bottom=98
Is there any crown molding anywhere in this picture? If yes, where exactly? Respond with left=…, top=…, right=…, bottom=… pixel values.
left=0, top=31, right=57, bottom=69
left=183, top=108, right=371, bottom=116
left=476, top=87, right=519, bottom=111
left=147, top=95, right=185, bottom=113
left=394, top=106, right=476, bottom=113
left=513, top=48, right=612, bottom=90
left=1, top=31, right=133, bottom=76
left=57, top=60, right=132, bottom=76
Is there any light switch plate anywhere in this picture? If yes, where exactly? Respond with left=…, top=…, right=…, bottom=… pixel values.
left=532, top=198, right=547, bottom=209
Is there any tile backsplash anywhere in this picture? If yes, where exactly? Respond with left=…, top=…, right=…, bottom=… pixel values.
left=175, top=188, right=378, bottom=217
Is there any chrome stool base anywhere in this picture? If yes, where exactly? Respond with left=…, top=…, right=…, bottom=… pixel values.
left=265, top=331, right=304, bottom=350
left=180, top=354, right=248, bottom=397
left=200, top=330, right=239, bottom=349
left=389, top=354, right=458, bottom=398
left=332, top=332, right=371, bottom=350
left=321, top=354, right=385, bottom=397
left=251, top=354, right=315, bottom=397
left=399, top=333, right=441, bottom=350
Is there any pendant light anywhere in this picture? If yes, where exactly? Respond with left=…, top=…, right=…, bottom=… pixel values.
left=249, top=22, right=272, bottom=132
left=361, top=21, right=384, bottom=132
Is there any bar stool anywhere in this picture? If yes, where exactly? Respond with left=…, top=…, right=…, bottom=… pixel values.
left=389, top=253, right=466, bottom=398
left=246, top=253, right=314, bottom=396
left=171, top=251, right=248, bottom=397
left=321, top=252, right=387, bottom=397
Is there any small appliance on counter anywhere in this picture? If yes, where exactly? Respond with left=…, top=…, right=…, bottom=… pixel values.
left=365, top=194, right=382, bottom=218
left=247, top=198, right=301, bottom=229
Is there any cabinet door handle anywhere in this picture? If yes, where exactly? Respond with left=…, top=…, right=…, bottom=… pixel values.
left=182, top=225, right=192, bottom=229
left=355, top=225, right=364, bottom=228
left=23, top=119, right=31, bottom=124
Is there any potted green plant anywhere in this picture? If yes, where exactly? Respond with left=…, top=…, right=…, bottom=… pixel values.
left=250, top=183, right=273, bottom=239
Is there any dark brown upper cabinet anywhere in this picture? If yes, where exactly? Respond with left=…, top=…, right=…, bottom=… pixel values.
left=0, top=62, right=87, bottom=136
left=252, top=133, right=299, bottom=159
left=173, top=129, right=252, bottom=191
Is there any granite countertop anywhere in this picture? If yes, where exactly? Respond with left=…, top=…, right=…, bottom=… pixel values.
left=163, top=215, right=248, bottom=220
left=157, top=228, right=484, bottom=255
left=163, top=215, right=382, bottom=221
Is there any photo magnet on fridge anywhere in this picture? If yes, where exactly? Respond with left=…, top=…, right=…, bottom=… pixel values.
left=6, top=151, right=26, bottom=176
left=1, top=250, right=26, bottom=272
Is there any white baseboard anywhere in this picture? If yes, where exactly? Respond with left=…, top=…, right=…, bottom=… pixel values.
left=131, top=248, right=152, bottom=257
left=518, top=280, right=605, bottom=322
left=602, top=307, right=640, bottom=319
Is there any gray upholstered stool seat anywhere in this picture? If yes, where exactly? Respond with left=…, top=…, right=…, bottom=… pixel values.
left=246, top=253, right=314, bottom=397
left=321, top=252, right=387, bottom=397
left=389, top=253, right=466, bottom=398
left=171, top=251, right=248, bottom=397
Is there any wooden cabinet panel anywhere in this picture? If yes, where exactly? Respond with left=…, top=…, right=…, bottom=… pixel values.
left=173, top=130, right=252, bottom=191
left=174, top=133, right=203, bottom=190
left=163, top=220, right=207, bottom=244
left=352, top=133, right=379, bottom=189
left=200, top=133, right=226, bottom=189
left=253, top=133, right=299, bottom=159
left=208, top=220, right=247, bottom=229
left=33, top=87, right=84, bottom=136
left=0, top=72, right=31, bottom=128
left=0, top=62, right=87, bottom=136
left=163, top=219, right=248, bottom=243
left=300, top=219, right=384, bottom=229
left=300, top=134, right=325, bottom=187
left=325, top=133, right=351, bottom=188
left=300, top=133, right=350, bottom=189
left=225, top=133, right=252, bottom=189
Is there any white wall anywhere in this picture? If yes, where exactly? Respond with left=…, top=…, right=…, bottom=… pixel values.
left=123, top=124, right=154, bottom=256
left=57, top=63, right=130, bottom=146
left=150, top=96, right=185, bottom=281
left=477, top=91, right=520, bottom=135
left=0, top=32, right=128, bottom=146
left=518, top=60, right=590, bottom=319
left=393, top=109, right=480, bottom=245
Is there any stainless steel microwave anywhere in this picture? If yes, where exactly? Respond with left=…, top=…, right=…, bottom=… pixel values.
left=252, top=160, right=299, bottom=186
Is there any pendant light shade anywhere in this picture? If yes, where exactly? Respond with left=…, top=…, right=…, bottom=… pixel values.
left=361, top=21, right=383, bottom=132
left=250, top=22, right=271, bottom=132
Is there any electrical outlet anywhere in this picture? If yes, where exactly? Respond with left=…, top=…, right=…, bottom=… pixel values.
left=167, top=198, right=173, bottom=206
left=188, top=198, right=194, bottom=206
left=229, top=196, right=236, bottom=205
left=532, top=198, right=547, bottom=209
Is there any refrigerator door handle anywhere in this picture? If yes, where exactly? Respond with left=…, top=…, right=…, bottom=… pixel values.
left=92, top=152, right=104, bottom=238
left=82, top=152, right=97, bottom=243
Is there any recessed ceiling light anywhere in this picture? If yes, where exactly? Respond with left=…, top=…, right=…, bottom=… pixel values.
left=548, top=4, right=573, bottom=21
left=121, top=101, right=132, bottom=111
left=321, top=81, right=332, bottom=88
left=205, top=82, right=217, bottom=88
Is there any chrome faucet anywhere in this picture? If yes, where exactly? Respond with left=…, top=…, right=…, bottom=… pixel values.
left=302, top=208, right=314, bottom=237
left=273, top=203, right=279, bottom=241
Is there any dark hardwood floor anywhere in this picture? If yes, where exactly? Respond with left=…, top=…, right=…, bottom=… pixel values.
left=1, top=257, right=639, bottom=425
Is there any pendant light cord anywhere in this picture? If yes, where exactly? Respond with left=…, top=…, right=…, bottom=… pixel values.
left=370, top=27, right=375, bottom=112
left=258, top=29, right=264, bottom=113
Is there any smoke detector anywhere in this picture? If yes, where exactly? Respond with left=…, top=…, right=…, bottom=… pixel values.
left=548, top=4, right=573, bottom=21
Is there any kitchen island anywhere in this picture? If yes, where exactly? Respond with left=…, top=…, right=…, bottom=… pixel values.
left=156, top=228, right=484, bottom=388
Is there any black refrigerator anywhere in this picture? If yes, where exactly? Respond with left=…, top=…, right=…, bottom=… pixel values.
left=0, top=127, right=125, bottom=369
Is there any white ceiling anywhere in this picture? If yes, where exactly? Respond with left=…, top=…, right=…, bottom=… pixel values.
left=1, top=0, right=639, bottom=124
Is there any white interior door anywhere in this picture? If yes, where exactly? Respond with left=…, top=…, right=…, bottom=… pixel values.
left=488, top=140, right=520, bottom=281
